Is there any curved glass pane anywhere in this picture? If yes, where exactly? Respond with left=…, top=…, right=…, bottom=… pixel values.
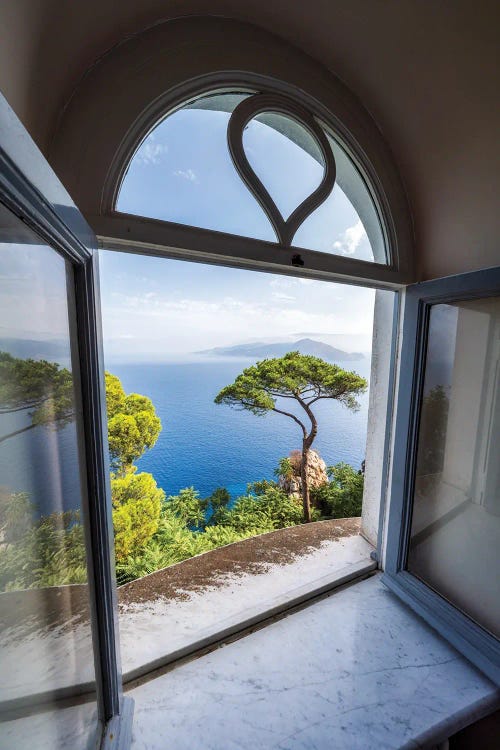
left=243, top=112, right=324, bottom=220
left=293, top=137, right=383, bottom=262
left=0, top=204, right=98, bottom=748
left=117, top=89, right=387, bottom=264
left=118, top=92, right=276, bottom=241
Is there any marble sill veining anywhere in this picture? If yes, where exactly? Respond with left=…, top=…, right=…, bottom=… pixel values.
left=128, top=575, right=500, bottom=750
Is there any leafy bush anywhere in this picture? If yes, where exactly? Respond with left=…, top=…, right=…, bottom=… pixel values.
left=112, top=472, right=164, bottom=562
left=311, top=462, right=364, bottom=518
left=115, top=504, right=269, bottom=585
left=246, top=478, right=277, bottom=496
left=0, top=490, right=33, bottom=542
left=274, top=456, right=294, bottom=480
left=216, top=485, right=305, bottom=533
left=0, top=510, right=87, bottom=591
left=105, top=372, right=162, bottom=474
left=166, top=487, right=207, bottom=529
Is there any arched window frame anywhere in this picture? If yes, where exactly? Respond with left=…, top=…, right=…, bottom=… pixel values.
left=92, top=75, right=414, bottom=290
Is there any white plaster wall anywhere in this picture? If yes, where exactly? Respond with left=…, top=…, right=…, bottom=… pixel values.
left=361, top=289, right=395, bottom=547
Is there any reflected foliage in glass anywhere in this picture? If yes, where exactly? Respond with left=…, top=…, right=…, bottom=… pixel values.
left=0, top=206, right=97, bottom=747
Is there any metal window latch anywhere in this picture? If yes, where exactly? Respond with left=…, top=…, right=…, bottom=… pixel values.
left=291, top=253, right=304, bottom=267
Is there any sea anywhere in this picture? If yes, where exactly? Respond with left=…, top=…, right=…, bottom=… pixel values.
left=0, top=359, right=370, bottom=516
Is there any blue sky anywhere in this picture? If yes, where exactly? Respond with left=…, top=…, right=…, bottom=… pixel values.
left=99, top=254, right=375, bottom=361
left=0, top=98, right=378, bottom=360
left=0, top=235, right=71, bottom=343
left=101, top=101, right=377, bottom=361
left=117, top=104, right=375, bottom=258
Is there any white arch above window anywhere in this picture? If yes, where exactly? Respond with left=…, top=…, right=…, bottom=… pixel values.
left=48, top=17, right=414, bottom=286
left=117, top=89, right=386, bottom=264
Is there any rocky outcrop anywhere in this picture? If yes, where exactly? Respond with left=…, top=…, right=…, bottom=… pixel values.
left=278, top=449, right=328, bottom=497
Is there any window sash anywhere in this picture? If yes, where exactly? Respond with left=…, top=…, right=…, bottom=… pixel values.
left=0, top=95, right=132, bottom=746
left=383, top=266, right=500, bottom=686
left=92, top=212, right=406, bottom=289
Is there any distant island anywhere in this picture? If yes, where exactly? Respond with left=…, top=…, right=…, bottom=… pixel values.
left=196, top=338, right=365, bottom=361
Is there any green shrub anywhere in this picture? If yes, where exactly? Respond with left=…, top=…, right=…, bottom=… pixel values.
left=166, top=487, right=207, bottom=529
left=112, top=472, right=164, bottom=562
left=0, top=491, right=33, bottom=542
left=217, top=486, right=304, bottom=533
left=0, top=509, right=87, bottom=591
left=311, top=462, right=364, bottom=518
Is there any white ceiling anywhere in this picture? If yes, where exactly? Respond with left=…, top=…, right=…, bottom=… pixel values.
left=0, top=0, right=499, bottom=279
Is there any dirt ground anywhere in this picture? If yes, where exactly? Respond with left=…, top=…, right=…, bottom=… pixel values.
left=0, top=519, right=361, bottom=634
left=118, top=517, right=361, bottom=607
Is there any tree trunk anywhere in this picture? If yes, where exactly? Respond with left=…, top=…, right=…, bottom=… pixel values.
left=301, top=441, right=311, bottom=523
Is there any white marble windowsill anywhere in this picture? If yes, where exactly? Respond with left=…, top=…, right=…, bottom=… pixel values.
left=120, top=533, right=375, bottom=682
left=128, top=574, right=500, bottom=750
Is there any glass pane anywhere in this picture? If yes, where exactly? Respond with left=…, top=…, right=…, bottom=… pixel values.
left=0, top=204, right=98, bottom=748
left=408, top=298, right=500, bottom=638
left=243, top=112, right=324, bottom=220
left=117, top=89, right=388, bottom=264
left=117, top=92, right=276, bottom=241
left=99, top=247, right=382, bottom=676
left=294, top=137, right=383, bottom=262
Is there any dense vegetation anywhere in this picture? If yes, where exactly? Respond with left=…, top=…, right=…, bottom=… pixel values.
left=115, top=463, right=363, bottom=585
left=0, top=490, right=87, bottom=591
left=0, top=355, right=365, bottom=591
left=0, top=351, right=74, bottom=446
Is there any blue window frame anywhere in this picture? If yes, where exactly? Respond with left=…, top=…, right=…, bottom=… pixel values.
left=0, top=93, right=133, bottom=749
left=384, top=266, right=500, bottom=685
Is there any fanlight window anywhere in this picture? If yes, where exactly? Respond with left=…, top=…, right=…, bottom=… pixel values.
left=117, top=89, right=386, bottom=264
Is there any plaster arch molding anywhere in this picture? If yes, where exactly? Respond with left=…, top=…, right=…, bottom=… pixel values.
left=50, top=16, right=413, bottom=280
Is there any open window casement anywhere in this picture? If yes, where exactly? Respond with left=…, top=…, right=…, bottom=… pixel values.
left=384, top=267, right=500, bottom=685
left=0, top=94, right=133, bottom=749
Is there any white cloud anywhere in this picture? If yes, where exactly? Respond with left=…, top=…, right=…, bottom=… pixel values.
left=134, top=140, right=168, bottom=165
left=332, top=219, right=367, bottom=256
left=269, top=277, right=313, bottom=290
left=103, top=283, right=376, bottom=357
left=269, top=277, right=291, bottom=289
left=173, top=168, right=198, bottom=183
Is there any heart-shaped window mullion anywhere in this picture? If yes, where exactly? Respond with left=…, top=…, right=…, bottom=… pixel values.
left=228, top=94, right=336, bottom=247
left=244, top=112, right=325, bottom=220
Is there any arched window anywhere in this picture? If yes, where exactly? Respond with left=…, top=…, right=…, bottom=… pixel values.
left=116, top=88, right=386, bottom=264
left=49, top=18, right=414, bottom=285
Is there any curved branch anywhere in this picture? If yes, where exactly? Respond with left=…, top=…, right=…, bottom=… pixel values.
left=271, top=406, right=307, bottom=438
left=0, top=411, right=74, bottom=445
left=0, top=397, right=49, bottom=414
left=0, top=422, right=38, bottom=445
left=295, top=394, right=318, bottom=448
left=308, top=388, right=352, bottom=406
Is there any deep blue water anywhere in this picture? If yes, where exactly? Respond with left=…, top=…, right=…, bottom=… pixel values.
left=114, top=359, right=370, bottom=499
left=0, top=359, right=370, bottom=514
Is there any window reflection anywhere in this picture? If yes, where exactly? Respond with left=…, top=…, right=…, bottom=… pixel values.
left=0, top=205, right=98, bottom=748
left=408, top=298, right=500, bottom=638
